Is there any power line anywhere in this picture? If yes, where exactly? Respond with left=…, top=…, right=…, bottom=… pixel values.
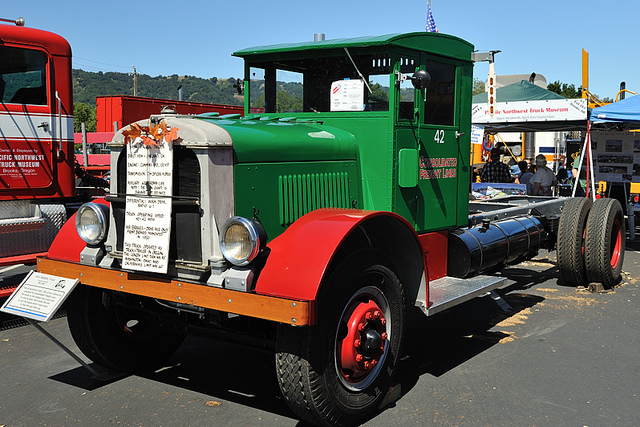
left=73, top=56, right=131, bottom=70
left=72, top=63, right=111, bottom=73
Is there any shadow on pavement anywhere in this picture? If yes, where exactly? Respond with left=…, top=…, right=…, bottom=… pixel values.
left=49, top=365, right=128, bottom=391
left=139, top=335, right=293, bottom=419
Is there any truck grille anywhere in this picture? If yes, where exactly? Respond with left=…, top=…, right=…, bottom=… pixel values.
left=110, top=146, right=202, bottom=263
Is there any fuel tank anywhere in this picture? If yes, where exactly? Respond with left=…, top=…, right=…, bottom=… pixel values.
left=447, top=215, right=545, bottom=278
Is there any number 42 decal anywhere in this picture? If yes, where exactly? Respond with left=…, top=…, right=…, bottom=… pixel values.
left=434, top=129, right=445, bottom=144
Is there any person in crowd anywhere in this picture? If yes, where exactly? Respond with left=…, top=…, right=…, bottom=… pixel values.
left=517, top=160, right=534, bottom=191
left=556, top=165, right=571, bottom=184
left=572, top=155, right=587, bottom=196
left=530, top=154, right=557, bottom=196
left=480, top=147, right=512, bottom=183
left=510, top=164, right=521, bottom=182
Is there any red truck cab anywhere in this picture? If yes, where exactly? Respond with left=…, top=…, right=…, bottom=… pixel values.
left=0, top=19, right=74, bottom=271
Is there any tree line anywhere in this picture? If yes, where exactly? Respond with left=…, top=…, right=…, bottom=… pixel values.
left=73, top=69, right=248, bottom=131
left=73, top=69, right=245, bottom=105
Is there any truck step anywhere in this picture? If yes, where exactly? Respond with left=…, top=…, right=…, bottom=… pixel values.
left=0, top=252, right=47, bottom=268
left=0, top=217, right=47, bottom=234
left=425, top=275, right=507, bottom=316
left=0, top=284, right=18, bottom=298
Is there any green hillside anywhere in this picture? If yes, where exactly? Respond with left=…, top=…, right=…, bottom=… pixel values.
left=73, top=69, right=247, bottom=106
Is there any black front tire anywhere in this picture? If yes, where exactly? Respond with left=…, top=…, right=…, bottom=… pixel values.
left=66, top=285, right=185, bottom=372
left=276, top=250, right=405, bottom=426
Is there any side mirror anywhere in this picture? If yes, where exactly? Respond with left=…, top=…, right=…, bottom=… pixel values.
left=411, top=70, right=431, bottom=90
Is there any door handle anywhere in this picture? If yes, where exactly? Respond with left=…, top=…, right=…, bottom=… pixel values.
left=456, top=131, right=465, bottom=138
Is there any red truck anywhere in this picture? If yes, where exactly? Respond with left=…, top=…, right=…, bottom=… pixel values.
left=0, top=17, right=76, bottom=278
left=0, top=19, right=244, bottom=289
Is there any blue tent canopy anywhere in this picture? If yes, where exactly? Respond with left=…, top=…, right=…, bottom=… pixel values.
left=590, top=95, right=640, bottom=124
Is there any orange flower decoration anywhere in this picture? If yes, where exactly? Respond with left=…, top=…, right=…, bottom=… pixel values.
left=122, top=120, right=180, bottom=147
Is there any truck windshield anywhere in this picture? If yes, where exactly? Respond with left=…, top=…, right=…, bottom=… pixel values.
left=0, top=45, right=47, bottom=105
left=248, top=51, right=394, bottom=114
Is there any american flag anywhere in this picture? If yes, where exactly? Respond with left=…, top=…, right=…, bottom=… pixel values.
left=426, top=3, right=438, bottom=33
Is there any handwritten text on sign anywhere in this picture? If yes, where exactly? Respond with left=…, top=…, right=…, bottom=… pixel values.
left=122, top=140, right=173, bottom=273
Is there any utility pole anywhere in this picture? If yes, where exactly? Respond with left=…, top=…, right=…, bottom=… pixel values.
left=133, top=66, right=137, bottom=96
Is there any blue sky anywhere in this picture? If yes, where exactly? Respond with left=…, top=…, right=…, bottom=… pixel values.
left=6, top=1, right=638, bottom=100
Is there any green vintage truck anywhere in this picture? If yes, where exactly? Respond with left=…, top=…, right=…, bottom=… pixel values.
left=39, top=32, right=624, bottom=426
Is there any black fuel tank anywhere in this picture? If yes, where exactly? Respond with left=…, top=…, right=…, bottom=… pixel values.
left=447, top=215, right=544, bottom=278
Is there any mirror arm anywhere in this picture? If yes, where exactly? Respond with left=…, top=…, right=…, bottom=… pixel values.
left=395, top=70, right=408, bottom=89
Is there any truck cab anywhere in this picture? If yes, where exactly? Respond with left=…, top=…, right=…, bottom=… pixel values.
left=233, top=32, right=474, bottom=236
left=0, top=20, right=74, bottom=269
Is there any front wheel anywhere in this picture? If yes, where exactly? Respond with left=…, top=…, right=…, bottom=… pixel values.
left=276, top=250, right=405, bottom=426
left=66, top=286, right=185, bottom=372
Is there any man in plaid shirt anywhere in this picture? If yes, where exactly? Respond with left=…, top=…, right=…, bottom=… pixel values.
left=480, top=148, right=513, bottom=183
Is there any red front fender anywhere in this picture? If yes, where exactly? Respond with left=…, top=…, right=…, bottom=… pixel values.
left=47, top=198, right=110, bottom=262
left=254, top=209, right=425, bottom=302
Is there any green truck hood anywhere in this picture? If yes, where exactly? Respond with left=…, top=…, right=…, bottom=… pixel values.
left=196, top=115, right=357, bottom=163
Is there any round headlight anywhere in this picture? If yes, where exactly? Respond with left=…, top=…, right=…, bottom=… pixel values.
left=220, top=217, right=264, bottom=266
left=75, top=202, right=109, bottom=245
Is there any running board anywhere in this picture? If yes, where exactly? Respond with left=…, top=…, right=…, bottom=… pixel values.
left=424, top=275, right=507, bottom=316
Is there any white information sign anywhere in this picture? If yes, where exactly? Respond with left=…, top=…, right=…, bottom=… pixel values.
left=0, top=271, right=79, bottom=322
left=590, top=130, right=640, bottom=183
left=121, top=141, right=174, bottom=274
left=472, top=98, right=587, bottom=124
left=330, top=79, right=365, bottom=111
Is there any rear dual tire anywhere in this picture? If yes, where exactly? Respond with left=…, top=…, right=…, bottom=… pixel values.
left=557, top=197, right=592, bottom=285
left=558, top=197, right=625, bottom=288
left=584, top=198, right=625, bottom=288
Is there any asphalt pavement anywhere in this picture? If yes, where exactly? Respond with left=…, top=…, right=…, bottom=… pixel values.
left=1, top=239, right=639, bottom=426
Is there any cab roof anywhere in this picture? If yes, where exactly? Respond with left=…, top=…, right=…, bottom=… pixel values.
left=233, top=32, right=474, bottom=63
left=0, top=23, right=71, bottom=56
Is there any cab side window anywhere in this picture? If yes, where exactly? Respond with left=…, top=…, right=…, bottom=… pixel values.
left=398, top=56, right=417, bottom=120
left=0, top=46, right=47, bottom=105
left=424, top=60, right=455, bottom=126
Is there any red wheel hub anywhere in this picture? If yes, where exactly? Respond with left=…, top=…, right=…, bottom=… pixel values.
left=610, top=218, right=622, bottom=268
left=338, top=299, right=387, bottom=382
